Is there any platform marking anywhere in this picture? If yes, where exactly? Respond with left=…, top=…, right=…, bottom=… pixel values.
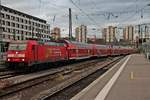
left=71, top=56, right=128, bottom=100
left=95, top=55, right=131, bottom=100
left=130, top=72, right=134, bottom=80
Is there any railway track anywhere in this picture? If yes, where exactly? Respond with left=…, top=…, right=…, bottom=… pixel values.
left=0, top=68, right=31, bottom=80
left=0, top=67, right=9, bottom=72
left=35, top=56, right=123, bottom=100
left=0, top=70, right=18, bottom=79
left=0, top=56, right=124, bottom=100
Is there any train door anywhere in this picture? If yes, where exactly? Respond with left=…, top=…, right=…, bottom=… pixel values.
left=32, top=45, right=38, bottom=62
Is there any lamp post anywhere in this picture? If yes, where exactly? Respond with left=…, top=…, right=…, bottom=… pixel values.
left=69, top=8, right=72, bottom=40
left=147, top=4, right=150, bottom=42
left=0, top=0, right=2, bottom=59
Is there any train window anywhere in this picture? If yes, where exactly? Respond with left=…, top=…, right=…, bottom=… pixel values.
left=46, top=42, right=64, bottom=46
left=8, top=43, right=27, bottom=50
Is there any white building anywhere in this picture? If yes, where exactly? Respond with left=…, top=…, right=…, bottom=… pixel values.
left=102, top=26, right=116, bottom=43
left=0, top=5, right=50, bottom=53
left=75, top=25, right=87, bottom=43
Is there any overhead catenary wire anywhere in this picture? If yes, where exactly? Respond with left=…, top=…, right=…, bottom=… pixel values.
left=38, top=0, right=149, bottom=32
left=39, top=0, right=149, bottom=24
left=70, top=0, right=99, bottom=26
left=117, top=4, right=150, bottom=26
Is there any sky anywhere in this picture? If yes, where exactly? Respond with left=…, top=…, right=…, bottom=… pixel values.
left=1, top=0, right=150, bottom=38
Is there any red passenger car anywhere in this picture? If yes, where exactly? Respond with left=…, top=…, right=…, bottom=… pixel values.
left=94, top=45, right=111, bottom=57
left=62, top=40, right=93, bottom=59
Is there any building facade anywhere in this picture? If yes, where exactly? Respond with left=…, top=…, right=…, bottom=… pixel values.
left=0, top=5, right=50, bottom=54
left=123, top=25, right=134, bottom=42
left=51, top=27, right=61, bottom=40
left=75, top=25, right=87, bottom=43
left=102, top=26, right=116, bottom=43
left=102, top=28, right=107, bottom=42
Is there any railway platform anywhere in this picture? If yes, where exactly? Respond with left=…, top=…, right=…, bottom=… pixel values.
left=71, top=54, right=150, bottom=100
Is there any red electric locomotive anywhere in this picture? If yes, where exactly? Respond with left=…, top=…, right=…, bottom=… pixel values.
left=6, top=40, right=67, bottom=67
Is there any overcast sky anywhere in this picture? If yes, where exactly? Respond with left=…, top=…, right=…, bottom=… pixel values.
left=1, top=0, right=150, bottom=38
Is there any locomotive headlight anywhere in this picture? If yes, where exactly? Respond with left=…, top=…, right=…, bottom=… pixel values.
left=22, top=59, right=25, bottom=61
left=7, top=59, right=10, bottom=61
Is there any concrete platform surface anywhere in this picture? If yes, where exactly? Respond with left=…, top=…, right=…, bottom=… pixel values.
left=71, top=54, right=150, bottom=100
left=104, top=54, right=150, bottom=100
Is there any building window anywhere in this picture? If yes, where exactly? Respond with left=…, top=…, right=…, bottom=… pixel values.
left=16, top=24, right=19, bottom=28
left=21, top=25, right=24, bottom=29
left=25, top=20, right=28, bottom=24
left=2, top=27, right=5, bottom=32
left=24, top=25, right=26, bottom=29
left=6, top=21, right=10, bottom=26
left=21, top=30, right=23, bottom=34
left=20, top=18, right=24, bottom=23
left=8, top=35, right=11, bottom=39
left=38, top=24, right=40, bottom=27
left=16, top=30, right=19, bottom=34
left=6, top=14, right=10, bottom=19
left=32, top=22, right=34, bottom=26
left=16, top=17, right=19, bottom=22
left=29, top=32, right=31, bottom=36
left=11, top=22, right=15, bottom=27
left=25, top=26, right=28, bottom=30
left=22, top=14, right=25, bottom=17
left=11, top=16, right=15, bottom=20
left=1, top=13, right=4, bottom=18
left=44, top=25, right=46, bottom=29
left=10, top=29, right=12, bottom=33
left=29, top=26, right=31, bottom=30
left=14, top=11, right=17, bottom=15
left=13, top=29, right=15, bottom=33
left=9, top=10, right=12, bottom=13
left=1, top=8, right=4, bottom=11
left=4, top=8, right=7, bottom=12
left=17, top=36, right=20, bottom=40
left=7, top=28, right=11, bottom=33
left=2, top=20, right=5, bottom=25
left=3, top=34, right=5, bottom=38
left=18, top=13, right=21, bottom=16
left=29, top=20, right=31, bottom=24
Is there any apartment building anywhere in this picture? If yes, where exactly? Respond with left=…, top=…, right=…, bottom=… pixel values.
left=75, top=25, right=87, bottom=43
left=51, top=27, right=61, bottom=40
left=102, top=26, right=116, bottom=43
left=123, top=25, right=134, bottom=42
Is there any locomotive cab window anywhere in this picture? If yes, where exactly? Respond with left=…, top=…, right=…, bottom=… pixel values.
left=8, top=43, right=27, bottom=50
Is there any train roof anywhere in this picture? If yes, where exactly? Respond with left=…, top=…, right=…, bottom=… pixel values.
left=57, top=40, right=93, bottom=49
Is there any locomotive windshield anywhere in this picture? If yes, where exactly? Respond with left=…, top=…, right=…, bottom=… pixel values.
left=8, top=43, right=27, bottom=50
